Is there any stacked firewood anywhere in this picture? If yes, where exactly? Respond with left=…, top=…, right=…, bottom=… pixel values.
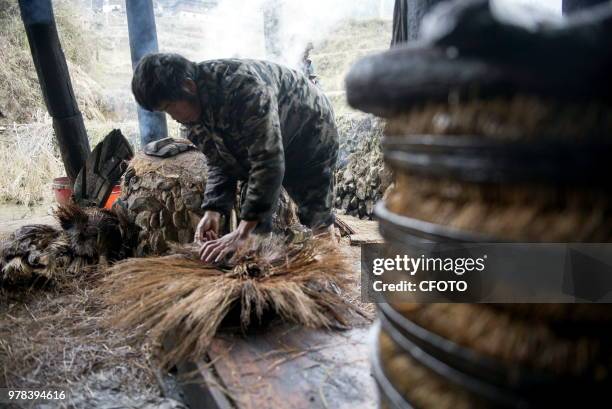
left=334, top=115, right=392, bottom=219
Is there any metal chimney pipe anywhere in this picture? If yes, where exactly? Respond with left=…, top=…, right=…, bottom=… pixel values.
left=126, top=0, right=168, bottom=146
left=18, top=0, right=91, bottom=181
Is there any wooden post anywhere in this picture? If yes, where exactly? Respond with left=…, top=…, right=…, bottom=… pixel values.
left=126, top=0, right=168, bottom=146
left=391, top=0, right=445, bottom=45
left=18, top=0, right=91, bottom=181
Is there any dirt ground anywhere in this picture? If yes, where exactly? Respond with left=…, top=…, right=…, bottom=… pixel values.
left=0, top=273, right=187, bottom=408
left=0, top=222, right=370, bottom=409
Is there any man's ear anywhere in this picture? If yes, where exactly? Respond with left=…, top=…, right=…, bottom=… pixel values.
left=182, top=78, right=197, bottom=96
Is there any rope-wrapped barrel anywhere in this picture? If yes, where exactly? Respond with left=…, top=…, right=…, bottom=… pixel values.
left=346, top=1, right=612, bottom=407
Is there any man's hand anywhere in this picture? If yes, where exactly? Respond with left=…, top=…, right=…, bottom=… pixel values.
left=195, top=210, right=221, bottom=243
left=199, top=220, right=257, bottom=263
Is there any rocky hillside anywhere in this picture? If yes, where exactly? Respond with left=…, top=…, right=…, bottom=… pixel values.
left=312, top=18, right=391, bottom=114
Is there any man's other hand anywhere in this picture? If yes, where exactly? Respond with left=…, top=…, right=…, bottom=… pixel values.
left=199, top=219, right=257, bottom=264
left=195, top=210, right=221, bottom=243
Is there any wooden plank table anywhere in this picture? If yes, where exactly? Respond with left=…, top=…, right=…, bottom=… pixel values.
left=176, top=323, right=376, bottom=409
left=336, top=215, right=384, bottom=246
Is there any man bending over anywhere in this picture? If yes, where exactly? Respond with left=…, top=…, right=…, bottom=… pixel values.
left=132, top=53, right=338, bottom=262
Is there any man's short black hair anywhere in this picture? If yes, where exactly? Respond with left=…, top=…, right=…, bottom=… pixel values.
left=131, top=53, right=197, bottom=111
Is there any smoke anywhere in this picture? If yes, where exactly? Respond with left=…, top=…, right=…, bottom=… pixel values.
left=492, top=0, right=562, bottom=28
left=273, top=0, right=393, bottom=68
left=182, top=0, right=394, bottom=69
left=170, top=0, right=561, bottom=68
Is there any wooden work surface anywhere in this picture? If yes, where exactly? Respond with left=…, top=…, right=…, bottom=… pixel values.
left=336, top=214, right=384, bottom=246
left=181, top=323, right=376, bottom=409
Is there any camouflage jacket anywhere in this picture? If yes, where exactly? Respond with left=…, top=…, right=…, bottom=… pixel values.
left=187, top=59, right=337, bottom=222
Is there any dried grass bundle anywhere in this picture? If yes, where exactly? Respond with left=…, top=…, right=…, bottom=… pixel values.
left=0, top=203, right=137, bottom=286
left=126, top=146, right=208, bottom=179
left=104, top=236, right=361, bottom=367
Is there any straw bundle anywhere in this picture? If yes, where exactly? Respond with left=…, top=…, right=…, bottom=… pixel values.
left=334, top=115, right=391, bottom=219
left=0, top=204, right=137, bottom=286
left=104, top=236, right=360, bottom=367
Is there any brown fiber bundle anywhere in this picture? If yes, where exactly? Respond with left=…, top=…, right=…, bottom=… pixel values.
left=104, top=236, right=360, bottom=367
left=0, top=204, right=137, bottom=286
left=121, top=148, right=208, bottom=256
left=383, top=96, right=612, bottom=242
